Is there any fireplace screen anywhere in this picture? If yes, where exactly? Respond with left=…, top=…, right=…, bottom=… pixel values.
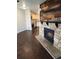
left=44, top=28, right=54, bottom=44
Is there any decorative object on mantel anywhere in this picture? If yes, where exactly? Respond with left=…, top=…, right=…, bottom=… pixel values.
left=46, top=22, right=49, bottom=25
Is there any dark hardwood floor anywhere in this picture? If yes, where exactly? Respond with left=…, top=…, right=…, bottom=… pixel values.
left=17, top=30, right=53, bottom=59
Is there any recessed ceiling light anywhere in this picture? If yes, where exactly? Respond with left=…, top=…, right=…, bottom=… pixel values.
left=23, top=4, right=26, bottom=9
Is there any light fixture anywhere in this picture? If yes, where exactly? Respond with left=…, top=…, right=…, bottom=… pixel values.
left=23, top=3, right=26, bottom=9
left=22, top=0, right=27, bottom=9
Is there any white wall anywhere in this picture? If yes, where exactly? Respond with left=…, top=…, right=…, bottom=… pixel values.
left=25, top=9, right=32, bottom=30
left=17, top=8, right=32, bottom=33
left=17, top=8, right=26, bottom=33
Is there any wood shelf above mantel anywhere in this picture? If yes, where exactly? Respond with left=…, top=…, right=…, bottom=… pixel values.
left=41, top=6, right=61, bottom=13
left=40, top=17, right=61, bottom=23
left=40, top=0, right=61, bottom=9
left=40, top=20, right=61, bottom=24
left=40, top=0, right=61, bottom=24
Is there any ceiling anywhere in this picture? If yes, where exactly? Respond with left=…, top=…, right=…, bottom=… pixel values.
left=17, top=0, right=46, bottom=13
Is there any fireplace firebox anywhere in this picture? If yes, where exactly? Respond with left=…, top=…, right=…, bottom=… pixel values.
left=44, top=28, right=54, bottom=44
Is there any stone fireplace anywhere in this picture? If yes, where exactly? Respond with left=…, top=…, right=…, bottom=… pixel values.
left=38, top=21, right=61, bottom=49
left=35, top=21, right=61, bottom=59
